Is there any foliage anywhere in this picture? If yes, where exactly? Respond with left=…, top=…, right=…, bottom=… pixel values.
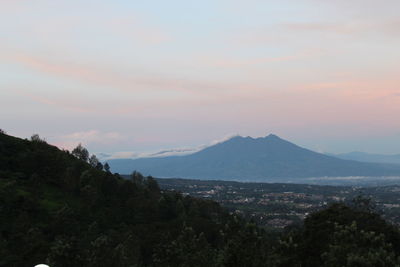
left=31, top=134, right=46, bottom=143
left=273, top=202, right=400, bottom=267
left=104, top=162, right=111, bottom=172
left=322, top=222, right=400, bottom=267
left=89, top=154, right=103, bottom=170
left=71, top=143, right=89, bottom=162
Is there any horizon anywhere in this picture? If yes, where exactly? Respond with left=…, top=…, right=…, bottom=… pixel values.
left=94, top=133, right=400, bottom=160
left=1, top=0, right=400, bottom=155
left=4, top=131, right=400, bottom=161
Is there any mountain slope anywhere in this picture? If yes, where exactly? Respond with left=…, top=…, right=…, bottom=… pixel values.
left=0, top=132, right=270, bottom=266
left=108, top=134, right=400, bottom=180
left=332, top=151, right=400, bottom=165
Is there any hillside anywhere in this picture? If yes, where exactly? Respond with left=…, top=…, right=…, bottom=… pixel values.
left=332, top=151, right=400, bottom=165
left=108, top=134, right=400, bottom=180
left=0, top=132, right=271, bottom=266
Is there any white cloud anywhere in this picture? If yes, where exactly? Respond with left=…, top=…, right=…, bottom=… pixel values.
left=96, top=147, right=201, bottom=161
left=96, top=134, right=242, bottom=160
left=210, top=133, right=240, bottom=145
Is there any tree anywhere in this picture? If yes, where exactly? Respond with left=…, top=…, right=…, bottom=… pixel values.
left=351, top=195, right=377, bottom=213
left=275, top=203, right=400, bottom=267
left=47, top=237, right=85, bottom=267
left=89, top=155, right=100, bottom=168
left=95, top=162, right=103, bottom=171
left=103, top=162, right=110, bottom=173
left=131, top=171, right=144, bottom=185
left=220, top=222, right=271, bottom=267
left=30, top=134, right=46, bottom=143
left=322, top=222, right=400, bottom=267
left=71, top=144, right=89, bottom=162
left=153, top=226, right=216, bottom=267
left=0, top=128, right=6, bottom=134
left=146, top=176, right=160, bottom=193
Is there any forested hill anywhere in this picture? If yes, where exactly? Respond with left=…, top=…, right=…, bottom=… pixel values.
left=0, top=132, right=270, bottom=266
left=2, top=131, right=400, bottom=266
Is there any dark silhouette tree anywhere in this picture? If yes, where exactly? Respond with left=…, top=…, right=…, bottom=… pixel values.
left=146, top=176, right=160, bottom=192
left=322, top=222, right=400, bottom=266
left=153, top=225, right=216, bottom=267
left=103, top=162, right=110, bottom=173
left=95, top=162, right=103, bottom=171
left=131, top=171, right=144, bottom=185
left=351, top=195, right=377, bottom=213
left=89, top=155, right=100, bottom=168
left=31, top=134, right=46, bottom=143
left=71, top=144, right=89, bottom=162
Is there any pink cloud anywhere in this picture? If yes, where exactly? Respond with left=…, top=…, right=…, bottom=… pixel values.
left=8, top=49, right=399, bottom=135
left=53, top=130, right=124, bottom=150
left=2, top=51, right=236, bottom=96
left=14, top=89, right=94, bottom=113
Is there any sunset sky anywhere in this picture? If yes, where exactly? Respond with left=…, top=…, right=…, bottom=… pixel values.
left=1, top=0, right=400, bottom=156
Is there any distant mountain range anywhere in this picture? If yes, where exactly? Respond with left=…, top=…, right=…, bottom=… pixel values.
left=331, top=152, right=400, bottom=165
left=107, top=134, right=400, bottom=181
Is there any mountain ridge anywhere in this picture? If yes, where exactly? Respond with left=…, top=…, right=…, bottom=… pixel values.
left=331, top=151, right=400, bottom=165
left=108, top=134, right=400, bottom=180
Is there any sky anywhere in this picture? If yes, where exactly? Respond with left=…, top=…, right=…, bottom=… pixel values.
left=1, top=0, right=400, bottom=156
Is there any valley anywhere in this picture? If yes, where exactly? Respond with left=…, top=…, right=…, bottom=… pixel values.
left=157, top=178, right=400, bottom=229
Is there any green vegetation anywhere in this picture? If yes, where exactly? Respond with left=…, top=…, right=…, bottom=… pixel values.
left=1, top=132, right=400, bottom=266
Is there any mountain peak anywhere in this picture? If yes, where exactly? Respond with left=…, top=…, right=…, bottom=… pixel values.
left=221, top=134, right=287, bottom=145
left=225, top=135, right=254, bottom=142
left=264, top=134, right=281, bottom=140
left=228, top=134, right=282, bottom=142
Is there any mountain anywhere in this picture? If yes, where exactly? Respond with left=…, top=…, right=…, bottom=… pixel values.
left=331, top=151, right=400, bottom=165
left=107, top=134, right=400, bottom=180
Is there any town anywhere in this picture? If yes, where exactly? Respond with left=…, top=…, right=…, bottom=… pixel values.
left=157, top=178, right=400, bottom=229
